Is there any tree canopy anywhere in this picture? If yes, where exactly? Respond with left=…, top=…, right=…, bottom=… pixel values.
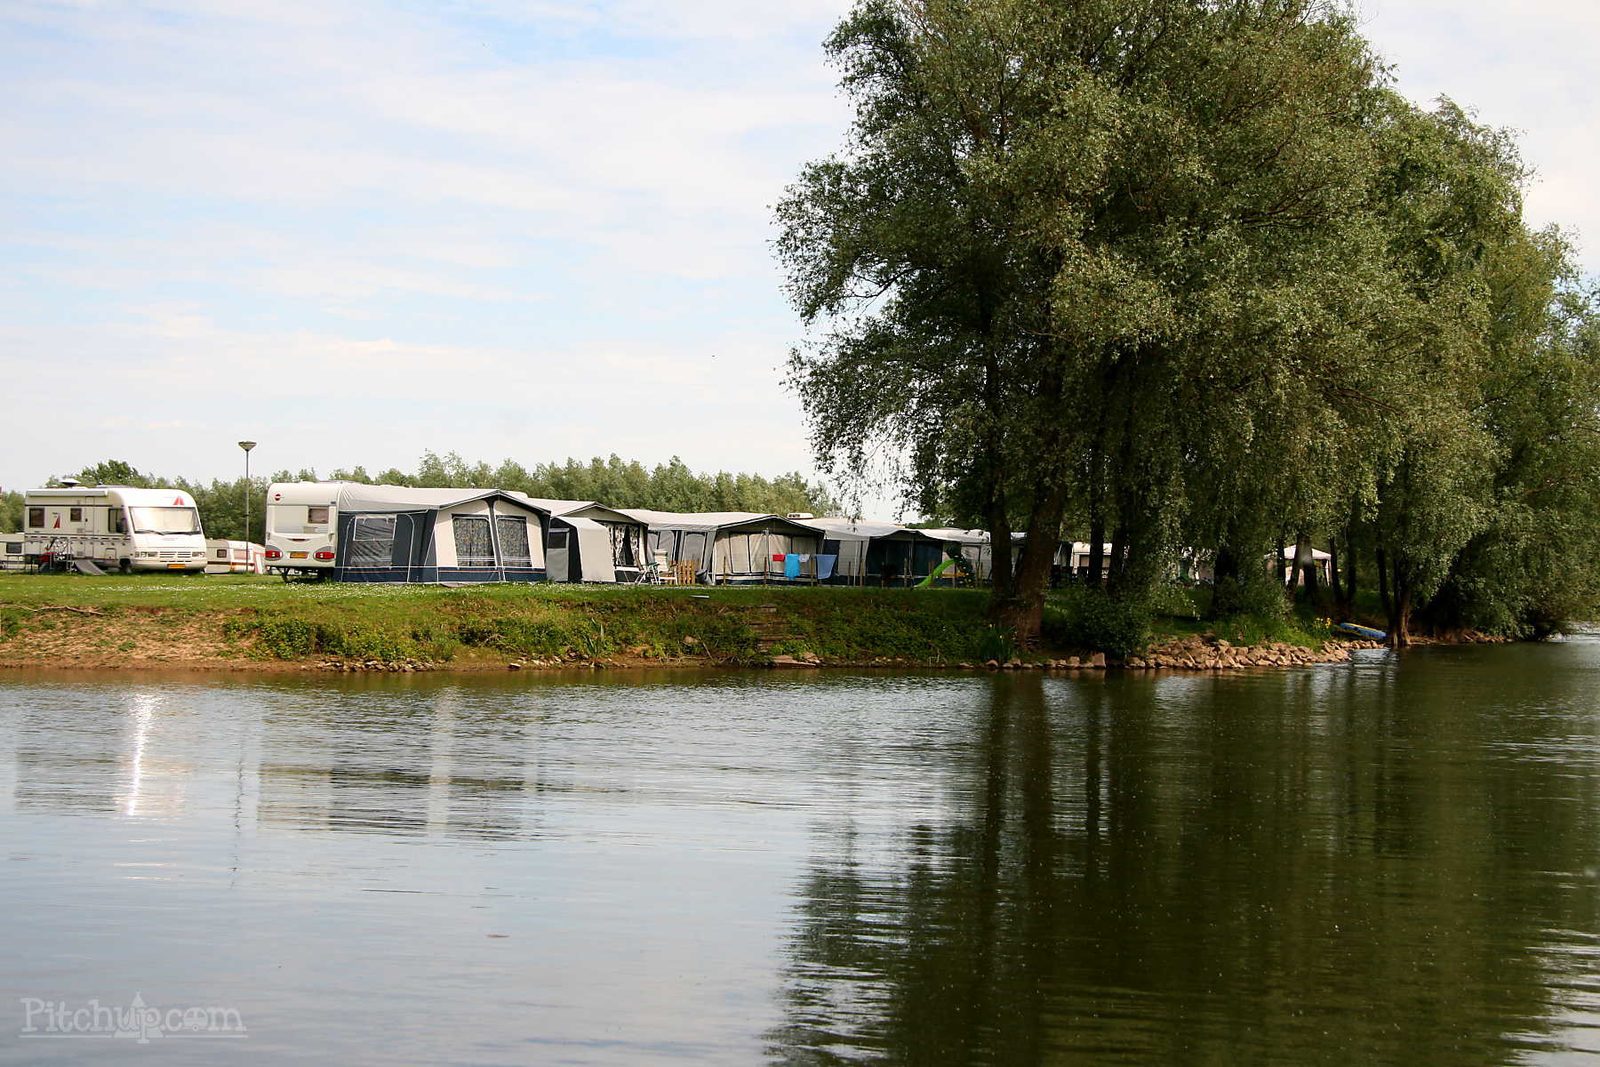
left=779, top=0, right=1600, bottom=643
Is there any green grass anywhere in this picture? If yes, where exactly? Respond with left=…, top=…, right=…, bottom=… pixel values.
left=0, top=572, right=1346, bottom=666
left=0, top=573, right=1005, bottom=666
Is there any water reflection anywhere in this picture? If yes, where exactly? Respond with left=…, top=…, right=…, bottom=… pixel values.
left=9, top=686, right=197, bottom=819
left=770, top=654, right=1600, bottom=1063
left=254, top=686, right=549, bottom=841
left=0, top=651, right=1597, bottom=1064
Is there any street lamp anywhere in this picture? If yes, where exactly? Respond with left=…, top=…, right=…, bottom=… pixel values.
left=239, top=441, right=257, bottom=545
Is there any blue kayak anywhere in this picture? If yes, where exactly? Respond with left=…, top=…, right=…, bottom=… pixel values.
left=1333, top=622, right=1387, bottom=641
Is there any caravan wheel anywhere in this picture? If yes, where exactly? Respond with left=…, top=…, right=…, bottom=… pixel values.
left=118, top=559, right=132, bottom=575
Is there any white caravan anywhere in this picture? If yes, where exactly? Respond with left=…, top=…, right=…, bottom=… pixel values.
left=22, top=484, right=208, bottom=572
left=205, top=540, right=267, bottom=574
left=0, top=532, right=25, bottom=571
left=263, top=482, right=339, bottom=576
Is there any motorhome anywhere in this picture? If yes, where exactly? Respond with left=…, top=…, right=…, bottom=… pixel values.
left=21, top=483, right=208, bottom=573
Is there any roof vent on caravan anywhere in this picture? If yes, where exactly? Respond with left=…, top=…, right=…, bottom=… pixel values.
left=787, top=512, right=816, bottom=520
left=58, top=478, right=82, bottom=488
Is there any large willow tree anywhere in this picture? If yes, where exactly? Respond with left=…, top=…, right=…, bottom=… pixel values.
left=778, top=0, right=1387, bottom=640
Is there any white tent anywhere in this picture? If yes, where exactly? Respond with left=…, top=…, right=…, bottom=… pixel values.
left=520, top=498, right=647, bottom=584
left=1268, top=545, right=1333, bottom=586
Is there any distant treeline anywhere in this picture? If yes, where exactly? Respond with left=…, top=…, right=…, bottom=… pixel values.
left=0, top=453, right=838, bottom=544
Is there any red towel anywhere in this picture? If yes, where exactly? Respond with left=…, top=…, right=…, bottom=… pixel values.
left=771, top=553, right=785, bottom=562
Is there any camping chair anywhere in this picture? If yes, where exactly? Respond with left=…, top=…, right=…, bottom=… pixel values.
left=645, top=550, right=678, bottom=584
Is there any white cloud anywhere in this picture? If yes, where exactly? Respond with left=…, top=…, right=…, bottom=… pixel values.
left=0, top=0, right=1592, bottom=512
left=1358, top=0, right=1600, bottom=270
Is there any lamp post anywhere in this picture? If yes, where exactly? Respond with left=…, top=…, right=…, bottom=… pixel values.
left=238, top=441, right=256, bottom=545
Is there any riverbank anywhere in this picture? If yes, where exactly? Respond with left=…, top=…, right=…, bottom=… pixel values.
left=0, top=573, right=1370, bottom=673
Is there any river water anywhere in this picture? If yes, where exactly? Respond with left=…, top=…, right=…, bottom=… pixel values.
left=2, top=641, right=1599, bottom=1064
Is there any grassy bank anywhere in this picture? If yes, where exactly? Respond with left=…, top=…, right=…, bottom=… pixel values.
left=0, top=574, right=1022, bottom=670
left=0, top=573, right=1362, bottom=672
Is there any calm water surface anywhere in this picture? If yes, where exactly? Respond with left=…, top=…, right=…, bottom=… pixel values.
left=2, top=642, right=1600, bottom=1064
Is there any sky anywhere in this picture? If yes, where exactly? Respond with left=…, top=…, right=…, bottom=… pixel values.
left=1, top=0, right=1596, bottom=510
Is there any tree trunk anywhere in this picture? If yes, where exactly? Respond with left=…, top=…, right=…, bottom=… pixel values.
left=1109, top=517, right=1129, bottom=588
left=1376, top=544, right=1392, bottom=624
left=1086, top=385, right=1109, bottom=587
left=992, top=486, right=1067, bottom=646
left=1210, top=543, right=1242, bottom=618
left=1292, top=536, right=1316, bottom=601
left=1389, top=565, right=1412, bottom=648
left=986, top=497, right=1014, bottom=602
left=1086, top=472, right=1106, bottom=587
left=1343, top=529, right=1358, bottom=612
left=1328, top=539, right=1343, bottom=609
left=1087, top=510, right=1105, bottom=586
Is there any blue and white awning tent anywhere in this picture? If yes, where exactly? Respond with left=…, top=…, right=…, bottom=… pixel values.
left=330, top=485, right=550, bottom=584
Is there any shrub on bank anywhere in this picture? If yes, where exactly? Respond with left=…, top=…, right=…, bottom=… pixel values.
left=1043, top=587, right=1151, bottom=658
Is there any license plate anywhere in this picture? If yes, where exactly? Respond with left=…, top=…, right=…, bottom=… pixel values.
left=166, top=563, right=187, bottom=570
left=290, top=552, right=309, bottom=559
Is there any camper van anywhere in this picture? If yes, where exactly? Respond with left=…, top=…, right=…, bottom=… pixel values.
left=263, top=482, right=339, bottom=576
left=21, top=484, right=208, bottom=572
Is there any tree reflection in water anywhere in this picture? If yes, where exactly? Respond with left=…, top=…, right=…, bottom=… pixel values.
left=769, top=664, right=1600, bottom=1064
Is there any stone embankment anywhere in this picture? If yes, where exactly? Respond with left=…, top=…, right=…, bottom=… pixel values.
left=1122, top=634, right=1382, bottom=671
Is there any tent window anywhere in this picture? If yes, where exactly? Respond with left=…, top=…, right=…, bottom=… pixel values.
left=548, top=528, right=568, bottom=551
left=453, top=515, right=494, bottom=567
left=349, top=515, right=397, bottom=568
left=497, top=516, right=531, bottom=567
left=727, top=534, right=751, bottom=574
left=680, top=532, right=706, bottom=566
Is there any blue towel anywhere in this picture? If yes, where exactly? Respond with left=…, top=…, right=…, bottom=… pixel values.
left=816, top=554, right=837, bottom=580
left=784, top=553, right=801, bottom=579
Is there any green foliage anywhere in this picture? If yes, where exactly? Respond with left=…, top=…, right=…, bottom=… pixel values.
left=780, top=0, right=1600, bottom=644
left=241, top=618, right=318, bottom=659
left=975, top=626, right=1015, bottom=664
left=0, top=491, right=21, bottom=533
left=1043, top=587, right=1151, bottom=658
left=780, top=0, right=1392, bottom=634
left=68, top=460, right=156, bottom=488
